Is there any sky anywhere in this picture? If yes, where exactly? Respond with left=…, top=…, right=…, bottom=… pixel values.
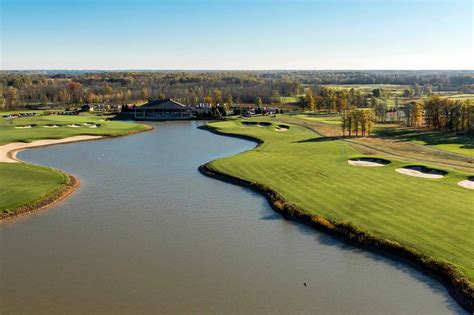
left=1, top=0, right=473, bottom=70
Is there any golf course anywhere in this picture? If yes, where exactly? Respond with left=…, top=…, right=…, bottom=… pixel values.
left=201, top=116, right=474, bottom=309
left=1, top=110, right=473, bottom=310
left=0, top=113, right=151, bottom=217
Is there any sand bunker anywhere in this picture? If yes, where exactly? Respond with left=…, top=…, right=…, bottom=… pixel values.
left=348, top=157, right=390, bottom=167
left=43, top=124, right=59, bottom=128
left=0, top=135, right=103, bottom=163
left=15, top=125, right=32, bottom=129
left=396, top=165, right=447, bottom=179
left=242, top=121, right=258, bottom=126
left=458, top=177, right=474, bottom=190
left=67, top=124, right=81, bottom=128
left=275, top=124, right=290, bottom=132
left=89, top=124, right=100, bottom=128
left=259, top=122, right=272, bottom=127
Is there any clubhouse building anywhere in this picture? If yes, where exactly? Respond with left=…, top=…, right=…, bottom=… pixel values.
left=134, top=99, right=194, bottom=120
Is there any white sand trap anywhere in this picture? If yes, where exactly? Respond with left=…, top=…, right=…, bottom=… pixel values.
left=83, top=123, right=94, bottom=126
left=0, top=135, right=102, bottom=163
left=349, top=160, right=385, bottom=167
left=89, top=125, right=98, bottom=128
left=458, top=179, right=474, bottom=190
left=67, top=124, right=81, bottom=128
left=395, top=167, right=445, bottom=179
left=15, top=125, right=32, bottom=129
left=43, top=125, right=59, bottom=128
left=275, top=128, right=288, bottom=132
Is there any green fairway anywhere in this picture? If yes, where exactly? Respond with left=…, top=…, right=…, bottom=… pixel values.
left=0, top=113, right=150, bottom=145
left=292, top=113, right=342, bottom=125
left=322, top=84, right=409, bottom=95
left=205, top=118, right=474, bottom=282
left=0, top=163, right=69, bottom=214
left=0, top=113, right=151, bottom=216
left=279, top=96, right=301, bottom=104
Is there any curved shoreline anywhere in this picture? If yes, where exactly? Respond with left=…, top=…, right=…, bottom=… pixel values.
left=198, top=125, right=474, bottom=313
left=0, top=172, right=80, bottom=221
left=0, top=126, right=153, bottom=222
left=1, top=135, right=104, bottom=163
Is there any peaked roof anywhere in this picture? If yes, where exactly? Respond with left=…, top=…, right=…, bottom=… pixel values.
left=139, top=99, right=187, bottom=110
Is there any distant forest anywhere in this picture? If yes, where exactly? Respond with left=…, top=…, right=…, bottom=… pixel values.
left=1, top=70, right=473, bottom=109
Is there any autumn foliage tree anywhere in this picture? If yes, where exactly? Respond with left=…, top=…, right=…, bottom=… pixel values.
left=424, top=96, right=473, bottom=133
left=342, top=107, right=373, bottom=137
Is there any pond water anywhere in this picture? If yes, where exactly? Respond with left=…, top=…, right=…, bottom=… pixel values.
left=1, top=121, right=465, bottom=314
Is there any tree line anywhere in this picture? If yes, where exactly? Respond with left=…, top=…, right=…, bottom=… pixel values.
left=1, top=71, right=472, bottom=110
left=299, top=86, right=473, bottom=136
left=0, top=72, right=301, bottom=109
left=405, top=97, right=473, bottom=133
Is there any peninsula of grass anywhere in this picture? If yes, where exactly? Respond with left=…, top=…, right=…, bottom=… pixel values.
left=0, top=114, right=151, bottom=145
left=0, top=163, right=77, bottom=218
left=0, top=113, right=151, bottom=219
left=200, top=117, right=474, bottom=311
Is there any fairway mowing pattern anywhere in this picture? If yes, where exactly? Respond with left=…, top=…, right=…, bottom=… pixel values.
left=205, top=118, right=474, bottom=287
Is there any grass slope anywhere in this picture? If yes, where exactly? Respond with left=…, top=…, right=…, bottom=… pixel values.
left=376, top=126, right=474, bottom=157
left=206, top=117, right=474, bottom=283
left=0, top=163, right=68, bottom=213
left=0, top=114, right=151, bottom=215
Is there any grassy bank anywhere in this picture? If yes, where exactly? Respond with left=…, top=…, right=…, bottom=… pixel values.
left=201, top=118, right=474, bottom=310
left=0, top=113, right=151, bottom=218
left=0, top=114, right=150, bottom=145
left=0, top=163, right=78, bottom=218
left=0, top=163, right=68, bottom=213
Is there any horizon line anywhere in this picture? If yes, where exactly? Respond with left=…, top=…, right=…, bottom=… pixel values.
left=2, top=68, right=474, bottom=72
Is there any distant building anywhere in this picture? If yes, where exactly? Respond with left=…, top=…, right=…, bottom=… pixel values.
left=134, top=99, right=193, bottom=120
left=79, top=104, right=92, bottom=112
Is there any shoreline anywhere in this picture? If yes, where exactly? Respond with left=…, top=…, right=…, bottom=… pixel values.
left=0, top=125, right=153, bottom=222
left=0, top=135, right=104, bottom=163
left=0, top=173, right=80, bottom=222
left=0, top=136, right=103, bottom=221
left=198, top=126, right=474, bottom=313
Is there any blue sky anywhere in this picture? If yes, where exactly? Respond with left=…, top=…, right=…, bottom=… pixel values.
left=1, top=0, right=472, bottom=70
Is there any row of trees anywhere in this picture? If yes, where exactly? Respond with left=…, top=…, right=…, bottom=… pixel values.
left=369, top=97, right=473, bottom=134
left=296, top=87, right=473, bottom=136
left=423, top=97, right=473, bottom=133
left=341, top=108, right=373, bottom=137
left=300, top=87, right=367, bottom=113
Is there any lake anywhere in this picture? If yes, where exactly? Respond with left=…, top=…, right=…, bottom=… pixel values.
left=0, top=121, right=465, bottom=314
